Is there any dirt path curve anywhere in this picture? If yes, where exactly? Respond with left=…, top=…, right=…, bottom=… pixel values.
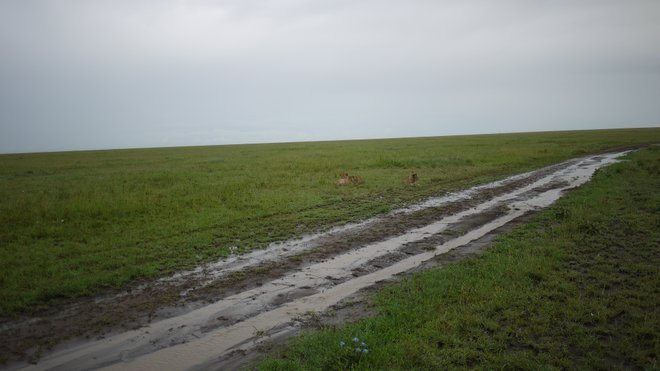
left=6, top=150, right=630, bottom=371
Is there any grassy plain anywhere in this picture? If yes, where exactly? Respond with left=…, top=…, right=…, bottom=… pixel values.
left=258, top=143, right=659, bottom=370
left=0, top=128, right=658, bottom=315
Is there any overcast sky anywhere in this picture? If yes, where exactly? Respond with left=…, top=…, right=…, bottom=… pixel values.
left=1, top=0, right=659, bottom=153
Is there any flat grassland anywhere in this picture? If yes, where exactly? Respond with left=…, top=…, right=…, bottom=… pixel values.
left=259, top=143, right=659, bottom=369
left=1, top=128, right=658, bottom=315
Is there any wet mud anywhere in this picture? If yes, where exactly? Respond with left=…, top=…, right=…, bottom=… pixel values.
left=1, top=149, right=633, bottom=370
left=215, top=211, right=541, bottom=371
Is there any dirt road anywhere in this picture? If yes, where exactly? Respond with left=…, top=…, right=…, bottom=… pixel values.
left=4, top=150, right=630, bottom=370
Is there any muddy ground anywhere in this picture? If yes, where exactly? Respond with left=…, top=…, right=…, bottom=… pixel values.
left=213, top=211, right=540, bottom=371
left=0, top=147, right=639, bottom=370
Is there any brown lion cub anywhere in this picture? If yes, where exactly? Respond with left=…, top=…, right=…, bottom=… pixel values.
left=337, top=172, right=363, bottom=185
left=404, top=172, right=418, bottom=185
left=348, top=175, right=363, bottom=185
left=336, top=172, right=351, bottom=186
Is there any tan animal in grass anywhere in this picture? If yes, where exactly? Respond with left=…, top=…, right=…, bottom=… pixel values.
left=336, top=172, right=351, bottom=186
left=348, top=175, right=363, bottom=185
left=404, top=172, right=418, bottom=185
left=337, top=172, right=363, bottom=185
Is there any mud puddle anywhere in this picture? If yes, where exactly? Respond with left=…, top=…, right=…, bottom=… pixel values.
left=4, top=150, right=630, bottom=370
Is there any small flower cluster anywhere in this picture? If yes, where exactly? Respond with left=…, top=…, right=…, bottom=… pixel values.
left=339, top=336, right=369, bottom=354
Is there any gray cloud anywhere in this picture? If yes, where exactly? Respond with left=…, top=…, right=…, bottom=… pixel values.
left=1, top=0, right=659, bottom=153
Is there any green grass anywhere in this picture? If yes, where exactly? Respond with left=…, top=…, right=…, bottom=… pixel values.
left=258, top=145, right=659, bottom=370
left=0, top=128, right=658, bottom=316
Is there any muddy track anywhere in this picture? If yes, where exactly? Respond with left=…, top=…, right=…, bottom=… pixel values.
left=1, top=149, right=633, bottom=370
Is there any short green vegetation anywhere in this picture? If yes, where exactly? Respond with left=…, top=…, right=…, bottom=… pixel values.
left=0, top=128, right=658, bottom=315
left=258, top=146, right=659, bottom=369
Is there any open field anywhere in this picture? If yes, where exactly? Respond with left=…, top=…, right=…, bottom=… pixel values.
left=258, top=144, right=659, bottom=369
left=1, top=128, right=659, bottom=317
left=1, top=133, right=657, bottom=368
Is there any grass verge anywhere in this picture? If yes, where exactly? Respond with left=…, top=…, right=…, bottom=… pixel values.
left=258, top=146, right=659, bottom=369
left=1, top=128, right=658, bottom=315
